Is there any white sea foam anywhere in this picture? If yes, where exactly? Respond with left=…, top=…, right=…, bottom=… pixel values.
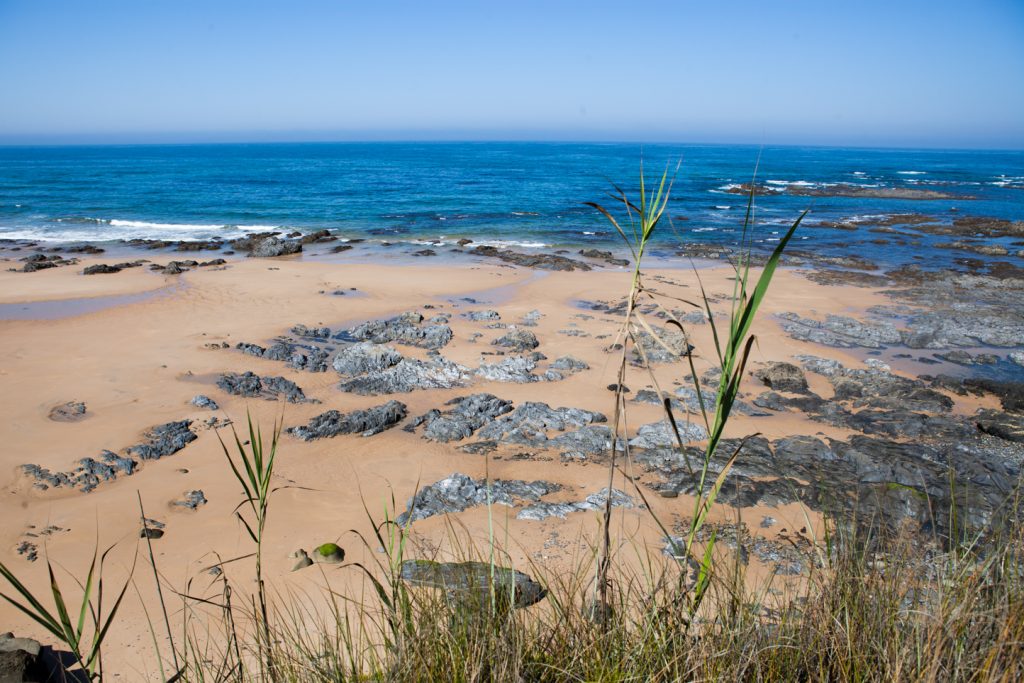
left=714, top=205, right=731, bottom=210
left=582, top=231, right=596, bottom=235
left=693, top=227, right=717, bottom=232
left=1, top=218, right=281, bottom=243
left=475, top=239, right=549, bottom=249
left=897, top=171, right=926, bottom=175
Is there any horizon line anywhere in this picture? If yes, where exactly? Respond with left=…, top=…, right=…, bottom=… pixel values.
left=1, top=137, right=1022, bottom=154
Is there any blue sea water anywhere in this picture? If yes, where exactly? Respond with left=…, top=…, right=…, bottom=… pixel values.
left=1, top=142, right=1022, bottom=268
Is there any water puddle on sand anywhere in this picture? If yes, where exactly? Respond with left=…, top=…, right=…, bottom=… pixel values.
left=0, top=283, right=181, bottom=321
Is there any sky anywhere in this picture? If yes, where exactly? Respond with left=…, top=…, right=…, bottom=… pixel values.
left=0, top=0, right=1022, bottom=148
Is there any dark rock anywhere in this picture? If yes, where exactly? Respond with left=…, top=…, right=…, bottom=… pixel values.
left=338, top=356, right=469, bottom=395
left=550, top=356, right=589, bottom=372
left=462, top=310, right=501, bottom=321
left=0, top=633, right=43, bottom=683
left=191, top=395, right=219, bottom=410
left=248, top=236, right=302, bottom=258
left=140, top=527, right=164, bottom=539
left=397, top=473, right=559, bottom=525
left=174, top=490, right=207, bottom=509
left=400, top=559, right=547, bottom=609
left=83, top=263, right=123, bottom=275
left=492, top=328, right=539, bottom=351
left=975, top=410, right=1024, bottom=442
left=217, top=372, right=307, bottom=403
left=633, top=326, right=692, bottom=363
left=516, top=488, right=633, bottom=521
left=579, top=249, right=612, bottom=259
left=754, top=362, right=809, bottom=393
left=778, top=312, right=901, bottom=349
left=349, top=312, right=453, bottom=349
left=412, top=249, right=436, bottom=257
left=469, top=245, right=591, bottom=271
left=287, top=400, right=408, bottom=440
left=407, top=394, right=514, bottom=442
left=291, top=324, right=331, bottom=338
left=128, top=420, right=197, bottom=460
left=331, top=244, right=354, bottom=253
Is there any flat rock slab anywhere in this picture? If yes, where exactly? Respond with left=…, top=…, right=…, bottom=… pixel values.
left=400, top=560, right=547, bottom=608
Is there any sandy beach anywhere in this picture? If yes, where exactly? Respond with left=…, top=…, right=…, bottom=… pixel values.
left=2, top=244, right=1015, bottom=678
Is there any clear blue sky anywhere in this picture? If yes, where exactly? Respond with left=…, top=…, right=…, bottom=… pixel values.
left=1, top=0, right=1022, bottom=148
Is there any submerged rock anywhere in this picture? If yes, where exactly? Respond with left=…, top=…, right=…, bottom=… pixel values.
left=287, top=401, right=408, bottom=440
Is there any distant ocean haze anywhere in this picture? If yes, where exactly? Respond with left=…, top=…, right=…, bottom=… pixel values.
left=0, top=142, right=1022, bottom=269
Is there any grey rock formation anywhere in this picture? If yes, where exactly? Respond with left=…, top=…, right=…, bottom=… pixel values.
left=128, top=421, right=197, bottom=460
left=778, top=312, right=901, bottom=349
left=462, top=310, right=501, bottom=321
left=517, top=488, right=634, bottom=521
left=217, top=372, right=307, bottom=403
left=174, top=490, right=208, bottom=509
left=492, top=328, right=539, bottom=351
left=287, top=401, right=408, bottom=440
left=338, top=356, right=469, bottom=395
left=754, top=362, right=810, bottom=393
left=628, top=420, right=708, bottom=449
left=397, top=473, right=559, bottom=525
left=191, top=395, right=219, bottom=410
left=332, top=342, right=404, bottom=377
left=349, top=312, right=453, bottom=349
left=406, top=394, right=514, bottom=442
left=248, top=236, right=302, bottom=257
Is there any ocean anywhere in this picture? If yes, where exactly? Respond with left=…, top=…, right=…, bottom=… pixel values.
left=1, top=142, right=1022, bottom=269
